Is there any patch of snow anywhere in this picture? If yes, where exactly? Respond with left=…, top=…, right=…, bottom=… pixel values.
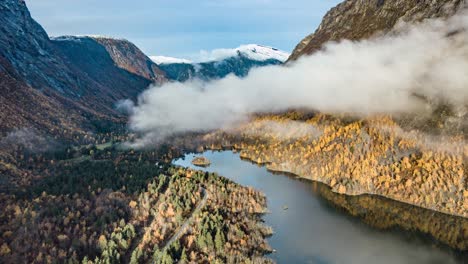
left=150, top=56, right=192, bottom=65
left=195, top=44, right=290, bottom=63
left=152, top=44, right=289, bottom=65
left=50, top=35, right=83, bottom=42
left=50, top=35, right=127, bottom=42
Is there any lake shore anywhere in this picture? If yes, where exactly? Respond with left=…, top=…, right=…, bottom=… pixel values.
left=175, top=150, right=467, bottom=263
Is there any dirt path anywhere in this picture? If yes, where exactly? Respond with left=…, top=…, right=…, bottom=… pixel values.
left=161, top=188, right=208, bottom=251
left=124, top=187, right=209, bottom=263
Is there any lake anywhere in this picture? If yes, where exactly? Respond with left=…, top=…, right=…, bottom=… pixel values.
left=173, top=151, right=464, bottom=264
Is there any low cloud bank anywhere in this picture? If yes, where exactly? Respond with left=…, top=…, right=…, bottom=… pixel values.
left=129, top=13, right=468, bottom=144
left=0, top=128, right=56, bottom=153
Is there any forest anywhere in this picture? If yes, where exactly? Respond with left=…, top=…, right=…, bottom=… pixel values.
left=0, top=132, right=272, bottom=263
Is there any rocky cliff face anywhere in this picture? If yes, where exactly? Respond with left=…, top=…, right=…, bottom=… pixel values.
left=0, top=0, right=166, bottom=139
left=0, top=0, right=84, bottom=97
left=92, top=37, right=166, bottom=84
left=288, top=0, right=466, bottom=61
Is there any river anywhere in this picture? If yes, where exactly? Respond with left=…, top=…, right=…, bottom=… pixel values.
left=173, top=150, right=464, bottom=264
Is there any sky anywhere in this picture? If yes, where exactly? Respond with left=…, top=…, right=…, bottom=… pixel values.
left=26, top=0, right=341, bottom=59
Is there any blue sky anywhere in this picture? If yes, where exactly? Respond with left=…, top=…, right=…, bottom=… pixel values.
left=26, top=0, right=341, bottom=59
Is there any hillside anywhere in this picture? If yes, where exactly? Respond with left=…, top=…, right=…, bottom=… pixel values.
left=288, top=0, right=465, bottom=61
left=0, top=0, right=467, bottom=263
left=0, top=0, right=166, bottom=139
left=52, top=36, right=166, bottom=102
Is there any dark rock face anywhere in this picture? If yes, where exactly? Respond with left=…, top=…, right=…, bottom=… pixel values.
left=0, top=0, right=166, bottom=138
left=159, top=55, right=283, bottom=82
left=0, top=0, right=83, bottom=97
left=288, top=0, right=466, bottom=61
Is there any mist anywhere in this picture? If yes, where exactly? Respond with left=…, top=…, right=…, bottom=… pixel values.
left=233, top=120, right=322, bottom=140
left=115, top=99, right=136, bottom=115
left=129, top=13, right=468, bottom=142
left=0, top=128, right=57, bottom=153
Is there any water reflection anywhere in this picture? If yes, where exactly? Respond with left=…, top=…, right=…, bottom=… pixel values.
left=174, top=151, right=467, bottom=264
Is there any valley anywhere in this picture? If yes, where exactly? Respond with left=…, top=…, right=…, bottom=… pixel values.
left=1, top=0, right=468, bottom=263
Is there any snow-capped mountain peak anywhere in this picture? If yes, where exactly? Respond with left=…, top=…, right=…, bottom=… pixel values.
left=194, top=44, right=290, bottom=63
left=150, top=44, right=290, bottom=65
left=234, top=44, right=290, bottom=62
left=154, top=44, right=287, bottom=82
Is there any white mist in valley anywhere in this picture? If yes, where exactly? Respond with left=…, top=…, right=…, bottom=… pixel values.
left=129, top=13, right=468, bottom=142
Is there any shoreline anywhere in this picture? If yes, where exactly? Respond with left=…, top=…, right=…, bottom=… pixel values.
left=200, top=144, right=467, bottom=218
left=190, top=147, right=468, bottom=252
left=239, top=147, right=468, bottom=218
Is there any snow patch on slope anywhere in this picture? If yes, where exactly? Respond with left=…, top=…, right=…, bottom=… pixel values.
left=51, top=35, right=128, bottom=42
left=151, top=44, right=290, bottom=65
left=150, top=56, right=192, bottom=65
left=196, top=44, right=290, bottom=63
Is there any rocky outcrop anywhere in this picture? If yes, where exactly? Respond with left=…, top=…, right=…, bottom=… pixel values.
left=288, top=0, right=466, bottom=61
left=92, top=37, right=166, bottom=84
left=0, top=0, right=85, bottom=97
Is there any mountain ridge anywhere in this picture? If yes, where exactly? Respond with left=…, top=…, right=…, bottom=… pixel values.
left=288, top=0, right=466, bottom=61
left=154, top=45, right=289, bottom=82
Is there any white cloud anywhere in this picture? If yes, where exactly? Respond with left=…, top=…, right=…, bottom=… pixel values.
left=128, top=13, right=468, bottom=145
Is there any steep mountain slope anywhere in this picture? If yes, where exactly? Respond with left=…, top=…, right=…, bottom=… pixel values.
left=0, top=0, right=80, bottom=97
left=155, top=45, right=288, bottom=82
left=52, top=36, right=165, bottom=101
left=0, top=0, right=166, bottom=139
left=0, top=56, right=84, bottom=137
left=0, top=0, right=91, bottom=139
left=92, top=37, right=166, bottom=83
left=288, top=0, right=466, bottom=61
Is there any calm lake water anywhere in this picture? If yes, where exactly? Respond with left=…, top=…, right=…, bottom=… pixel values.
left=173, top=151, right=463, bottom=264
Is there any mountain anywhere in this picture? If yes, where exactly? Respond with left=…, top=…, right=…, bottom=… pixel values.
left=154, top=45, right=289, bottom=82
left=0, top=0, right=166, bottom=140
left=288, top=0, right=465, bottom=61
left=51, top=35, right=166, bottom=101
